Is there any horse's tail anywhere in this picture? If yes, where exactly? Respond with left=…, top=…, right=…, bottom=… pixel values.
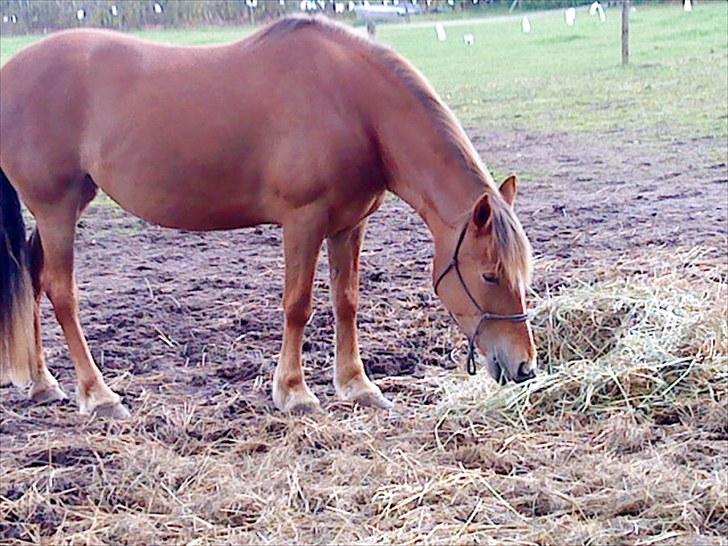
left=0, top=168, right=36, bottom=386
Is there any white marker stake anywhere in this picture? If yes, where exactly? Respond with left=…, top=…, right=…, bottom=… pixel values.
left=565, top=7, right=576, bottom=26
left=463, top=33, right=474, bottom=45
left=435, top=23, right=447, bottom=41
left=684, top=0, right=692, bottom=12
left=521, top=15, right=531, bottom=33
left=154, top=3, right=163, bottom=14
left=335, top=2, right=344, bottom=13
left=76, top=8, right=85, bottom=21
left=2, top=16, right=8, bottom=23
left=590, top=2, right=606, bottom=21
left=110, top=5, right=118, bottom=16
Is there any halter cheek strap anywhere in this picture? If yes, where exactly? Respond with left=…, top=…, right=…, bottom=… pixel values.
left=433, top=221, right=530, bottom=375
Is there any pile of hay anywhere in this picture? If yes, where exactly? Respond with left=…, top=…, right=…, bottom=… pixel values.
left=439, top=256, right=727, bottom=430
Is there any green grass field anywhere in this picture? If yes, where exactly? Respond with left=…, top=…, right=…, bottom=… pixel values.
left=1, top=3, right=726, bottom=142
left=384, top=4, right=727, bottom=135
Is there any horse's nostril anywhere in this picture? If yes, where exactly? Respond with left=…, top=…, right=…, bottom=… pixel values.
left=516, top=361, right=536, bottom=382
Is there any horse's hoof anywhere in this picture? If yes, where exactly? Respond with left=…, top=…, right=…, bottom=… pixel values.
left=283, top=392, right=321, bottom=414
left=92, top=402, right=131, bottom=419
left=353, top=390, right=394, bottom=410
left=273, top=377, right=321, bottom=414
left=277, top=388, right=321, bottom=414
left=337, top=376, right=393, bottom=410
left=286, top=398, right=321, bottom=415
left=30, top=383, right=68, bottom=405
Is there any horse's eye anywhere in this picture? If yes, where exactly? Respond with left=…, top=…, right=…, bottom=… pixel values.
left=482, top=274, right=499, bottom=285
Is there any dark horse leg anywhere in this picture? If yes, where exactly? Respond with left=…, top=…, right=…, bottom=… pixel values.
left=29, top=176, right=128, bottom=418
left=327, top=220, right=391, bottom=409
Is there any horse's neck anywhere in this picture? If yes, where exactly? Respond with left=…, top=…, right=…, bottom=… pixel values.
left=377, top=112, right=486, bottom=256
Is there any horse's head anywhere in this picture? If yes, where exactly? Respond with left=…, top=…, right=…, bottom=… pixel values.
left=434, top=175, right=536, bottom=384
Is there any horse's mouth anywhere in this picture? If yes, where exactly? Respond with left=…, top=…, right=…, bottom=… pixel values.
left=492, top=358, right=537, bottom=385
left=492, top=358, right=511, bottom=385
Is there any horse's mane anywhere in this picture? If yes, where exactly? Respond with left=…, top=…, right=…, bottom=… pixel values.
left=252, top=16, right=532, bottom=288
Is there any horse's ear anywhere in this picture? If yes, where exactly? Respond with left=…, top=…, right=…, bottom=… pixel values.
left=500, top=174, right=518, bottom=207
left=472, top=193, right=492, bottom=229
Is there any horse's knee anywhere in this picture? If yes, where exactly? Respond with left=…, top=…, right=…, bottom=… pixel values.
left=333, top=283, right=358, bottom=321
left=335, top=302, right=357, bottom=324
left=284, top=296, right=312, bottom=329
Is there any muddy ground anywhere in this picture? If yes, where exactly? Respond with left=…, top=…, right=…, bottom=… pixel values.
left=0, top=129, right=725, bottom=544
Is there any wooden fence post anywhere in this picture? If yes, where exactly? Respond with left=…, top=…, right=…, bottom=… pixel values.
left=622, top=0, right=630, bottom=65
left=367, top=21, right=376, bottom=38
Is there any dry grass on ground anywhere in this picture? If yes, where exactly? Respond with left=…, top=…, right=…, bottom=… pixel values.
left=1, top=247, right=726, bottom=545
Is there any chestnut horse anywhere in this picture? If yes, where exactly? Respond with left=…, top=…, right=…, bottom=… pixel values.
left=0, top=16, right=535, bottom=418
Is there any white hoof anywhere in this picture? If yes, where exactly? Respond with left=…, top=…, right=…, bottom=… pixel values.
left=30, top=382, right=68, bottom=404
left=336, top=375, right=393, bottom=410
left=78, top=385, right=126, bottom=418
left=273, top=380, right=320, bottom=414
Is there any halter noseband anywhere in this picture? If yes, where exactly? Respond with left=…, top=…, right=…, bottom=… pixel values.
left=433, top=221, right=530, bottom=376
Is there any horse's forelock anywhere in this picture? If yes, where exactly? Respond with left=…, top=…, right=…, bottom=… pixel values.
left=489, top=198, right=533, bottom=291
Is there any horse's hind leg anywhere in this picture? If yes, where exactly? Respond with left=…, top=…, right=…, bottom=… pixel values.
left=327, top=220, right=391, bottom=409
left=27, top=229, right=68, bottom=403
left=32, top=179, right=129, bottom=418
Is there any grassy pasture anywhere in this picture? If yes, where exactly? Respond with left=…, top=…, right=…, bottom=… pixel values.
left=2, top=3, right=726, bottom=141
left=380, top=3, right=727, bottom=138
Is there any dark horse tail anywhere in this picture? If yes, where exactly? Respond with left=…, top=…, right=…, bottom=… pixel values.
left=0, top=168, right=36, bottom=385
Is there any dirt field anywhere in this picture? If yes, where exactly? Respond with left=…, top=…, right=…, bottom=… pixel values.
left=1, top=129, right=726, bottom=545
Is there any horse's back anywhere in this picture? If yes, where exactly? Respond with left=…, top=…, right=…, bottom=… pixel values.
left=1, top=22, right=387, bottom=231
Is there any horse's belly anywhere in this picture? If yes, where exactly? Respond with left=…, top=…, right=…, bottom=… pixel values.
left=95, top=168, right=272, bottom=230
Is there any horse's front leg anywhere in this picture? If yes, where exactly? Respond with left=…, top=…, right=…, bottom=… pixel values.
left=327, top=220, right=392, bottom=409
left=272, top=219, right=325, bottom=413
